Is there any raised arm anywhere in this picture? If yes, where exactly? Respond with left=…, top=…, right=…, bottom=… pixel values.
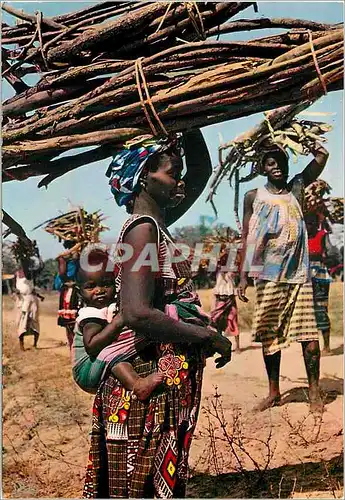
left=301, top=142, right=329, bottom=187
left=238, top=189, right=256, bottom=301
left=166, top=129, right=212, bottom=227
left=57, top=256, right=67, bottom=280
left=121, top=221, right=231, bottom=359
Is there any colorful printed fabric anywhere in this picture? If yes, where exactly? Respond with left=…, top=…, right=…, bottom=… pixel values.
left=211, top=296, right=239, bottom=337
left=54, top=259, right=78, bottom=291
left=252, top=280, right=319, bottom=355
left=245, top=176, right=310, bottom=284
left=82, top=214, right=205, bottom=498
left=312, top=279, right=331, bottom=332
left=72, top=295, right=209, bottom=394
left=106, top=135, right=175, bottom=207
left=57, top=284, right=80, bottom=327
left=310, top=260, right=332, bottom=284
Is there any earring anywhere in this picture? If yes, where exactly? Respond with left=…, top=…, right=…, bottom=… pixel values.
left=139, top=178, right=147, bottom=189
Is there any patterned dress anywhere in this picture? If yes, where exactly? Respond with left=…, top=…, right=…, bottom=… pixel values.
left=83, top=215, right=205, bottom=498
left=210, top=271, right=239, bottom=337
left=245, top=176, right=319, bottom=355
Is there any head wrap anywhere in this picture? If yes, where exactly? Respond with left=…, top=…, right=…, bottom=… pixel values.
left=106, top=135, right=179, bottom=207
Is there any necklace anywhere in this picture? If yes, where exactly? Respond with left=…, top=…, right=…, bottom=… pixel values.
left=265, top=184, right=285, bottom=195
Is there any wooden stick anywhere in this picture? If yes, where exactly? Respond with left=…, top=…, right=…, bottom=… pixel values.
left=2, top=3, right=64, bottom=30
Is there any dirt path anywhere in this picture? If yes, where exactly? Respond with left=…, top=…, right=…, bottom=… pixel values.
left=2, top=290, right=343, bottom=498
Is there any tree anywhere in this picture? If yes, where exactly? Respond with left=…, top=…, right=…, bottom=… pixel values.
left=2, top=242, right=17, bottom=274
left=35, top=258, right=58, bottom=290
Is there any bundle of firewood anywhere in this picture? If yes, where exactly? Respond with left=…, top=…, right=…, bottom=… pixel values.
left=34, top=208, right=108, bottom=246
left=11, top=237, right=40, bottom=264
left=2, top=1, right=343, bottom=186
left=305, top=179, right=344, bottom=224
left=208, top=102, right=334, bottom=230
left=200, top=226, right=241, bottom=269
left=325, top=197, right=344, bottom=225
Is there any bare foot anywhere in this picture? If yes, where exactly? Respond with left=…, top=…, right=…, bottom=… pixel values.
left=322, top=348, right=331, bottom=357
left=235, top=348, right=242, bottom=354
left=133, top=373, right=165, bottom=401
left=254, top=395, right=281, bottom=412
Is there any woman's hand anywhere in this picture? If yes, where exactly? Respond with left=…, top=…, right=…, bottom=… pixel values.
left=210, top=333, right=232, bottom=368
left=237, top=275, right=249, bottom=302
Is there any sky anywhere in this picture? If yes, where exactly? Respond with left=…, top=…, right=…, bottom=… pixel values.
left=2, top=1, right=344, bottom=259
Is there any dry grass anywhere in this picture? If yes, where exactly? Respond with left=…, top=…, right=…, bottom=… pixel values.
left=2, top=283, right=343, bottom=498
left=2, top=306, right=93, bottom=498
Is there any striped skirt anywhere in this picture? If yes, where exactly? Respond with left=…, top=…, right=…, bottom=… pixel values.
left=252, top=280, right=319, bottom=355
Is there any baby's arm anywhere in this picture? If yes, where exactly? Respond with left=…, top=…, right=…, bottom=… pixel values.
left=82, top=314, right=124, bottom=358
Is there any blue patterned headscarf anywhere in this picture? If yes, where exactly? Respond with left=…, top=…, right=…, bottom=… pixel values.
left=106, top=135, right=176, bottom=207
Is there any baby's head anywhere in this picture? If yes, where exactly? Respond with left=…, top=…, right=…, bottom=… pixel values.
left=77, top=249, right=116, bottom=308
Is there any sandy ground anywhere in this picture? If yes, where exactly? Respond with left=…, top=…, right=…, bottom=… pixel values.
left=2, top=286, right=344, bottom=498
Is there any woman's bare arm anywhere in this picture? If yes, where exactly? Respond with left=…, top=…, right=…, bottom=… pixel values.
left=57, top=256, right=67, bottom=279
left=121, top=222, right=231, bottom=356
left=301, top=142, right=329, bottom=187
left=166, top=130, right=212, bottom=227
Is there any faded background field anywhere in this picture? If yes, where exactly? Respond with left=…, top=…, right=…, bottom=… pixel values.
left=2, top=284, right=344, bottom=498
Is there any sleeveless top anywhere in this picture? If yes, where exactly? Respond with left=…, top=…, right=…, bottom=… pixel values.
left=246, top=175, right=309, bottom=284
left=114, top=214, right=195, bottom=312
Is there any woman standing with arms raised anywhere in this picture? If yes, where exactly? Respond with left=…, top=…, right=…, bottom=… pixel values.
left=83, top=131, right=232, bottom=498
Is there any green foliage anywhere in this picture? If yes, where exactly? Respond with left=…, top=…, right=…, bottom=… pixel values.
left=35, top=258, right=58, bottom=290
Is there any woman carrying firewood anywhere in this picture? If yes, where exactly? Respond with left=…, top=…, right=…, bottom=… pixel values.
left=14, top=241, right=44, bottom=350
left=55, top=240, right=81, bottom=350
left=83, top=130, right=232, bottom=499
left=238, top=140, right=329, bottom=413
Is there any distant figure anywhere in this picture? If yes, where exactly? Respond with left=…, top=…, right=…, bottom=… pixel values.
left=15, top=266, right=44, bottom=350
left=55, top=240, right=80, bottom=350
left=305, top=213, right=334, bottom=355
left=210, top=248, right=240, bottom=352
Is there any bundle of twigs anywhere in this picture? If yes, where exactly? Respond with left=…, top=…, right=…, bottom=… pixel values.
left=305, top=179, right=344, bottom=224
left=200, top=226, right=241, bottom=269
left=207, top=103, right=334, bottom=230
left=325, top=198, right=344, bottom=225
left=2, top=2, right=343, bottom=186
left=11, top=237, right=40, bottom=264
left=34, top=208, right=109, bottom=246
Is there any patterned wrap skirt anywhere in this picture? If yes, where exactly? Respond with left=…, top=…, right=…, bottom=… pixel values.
left=252, top=280, right=319, bottom=355
left=83, top=344, right=204, bottom=498
left=57, top=284, right=79, bottom=328
left=210, top=295, right=239, bottom=337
